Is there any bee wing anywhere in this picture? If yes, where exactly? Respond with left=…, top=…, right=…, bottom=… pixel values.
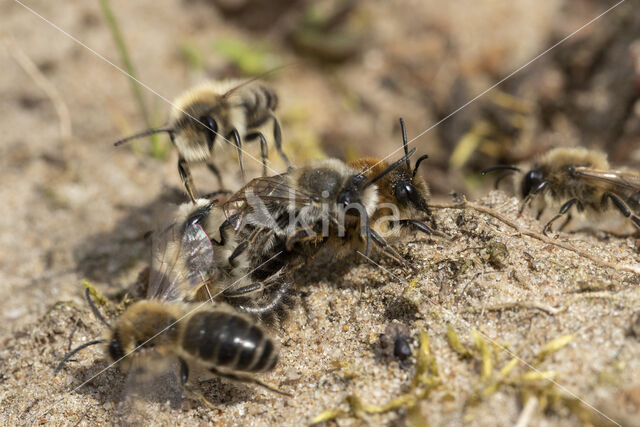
left=147, top=220, right=215, bottom=301
left=572, top=167, right=640, bottom=192
left=223, top=174, right=316, bottom=218
left=118, top=352, right=186, bottom=420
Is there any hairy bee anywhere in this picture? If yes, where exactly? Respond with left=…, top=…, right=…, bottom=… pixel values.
left=347, top=118, right=439, bottom=239
left=105, top=300, right=282, bottom=399
left=142, top=126, right=416, bottom=324
left=483, top=147, right=640, bottom=234
left=222, top=136, right=418, bottom=269
left=147, top=197, right=294, bottom=324
left=114, top=78, right=291, bottom=202
left=144, top=158, right=390, bottom=324
left=54, top=289, right=286, bottom=408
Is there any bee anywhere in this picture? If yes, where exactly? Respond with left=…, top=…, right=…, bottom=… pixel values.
left=54, top=288, right=287, bottom=408
left=105, top=300, right=283, bottom=399
left=347, top=118, right=440, bottom=239
left=142, top=128, right=417, bottom=324
left=147, top=197, right=294, bottom=324
left=483, top=147, right=640, bottom=234
left=222, top=134, right=418, bottom=268
left=114, top=77, right=291, bottom=202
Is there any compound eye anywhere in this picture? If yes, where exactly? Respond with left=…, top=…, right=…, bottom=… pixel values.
left=185, top=201, right=214, bottom=228
left=108, top=336, right=125, bottom=362
left=522, top=170, right=544, bottom=197
left=394, top=182, right=413, bottom=205
left=199, top=116, right=217, bottom=133
left=200, top=116, right=218, bottom=150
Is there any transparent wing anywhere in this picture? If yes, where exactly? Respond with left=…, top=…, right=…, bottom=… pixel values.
left=223, top=174, right=316, bottom=214
left=147, top=220, right=215, bottom=302
left=222, top=174, right=317, bottom=232
left=572, top=167, right=640, bottom=192
left=117, top=352, right=186, bottom=422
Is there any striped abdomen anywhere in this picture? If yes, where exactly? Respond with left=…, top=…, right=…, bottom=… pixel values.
left=241, top=85, right=278, bottom=128
left=182, top=310, right=278, bottom=373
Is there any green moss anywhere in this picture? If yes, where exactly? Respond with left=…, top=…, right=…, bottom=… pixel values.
left=212, top=37, right=281, bottom=76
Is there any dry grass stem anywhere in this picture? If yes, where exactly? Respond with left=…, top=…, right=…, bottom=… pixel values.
left=4, top=37, right=71, bottom=140
left=431, top=198, right=640, bottom=275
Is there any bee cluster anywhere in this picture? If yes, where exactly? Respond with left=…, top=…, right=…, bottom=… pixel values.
left=58, top=77, right=640, bottom=407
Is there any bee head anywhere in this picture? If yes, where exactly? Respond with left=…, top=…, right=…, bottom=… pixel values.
left=392, top=161, right=430, bottom=213
left=183, top=199, right=216, bottom=231
left=107, top=302, right=180, bottom=365
left=521, top=168, right=545, bottom=198
left=108, top=330, right=126, bottom=362
left=393, top=118, right=431, bottom=213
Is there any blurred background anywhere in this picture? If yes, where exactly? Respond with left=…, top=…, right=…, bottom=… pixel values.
left=1, top=0, right=639, bottom=331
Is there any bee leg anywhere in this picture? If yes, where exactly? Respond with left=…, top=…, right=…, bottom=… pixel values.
left=361, top=213, right=372, bottom=256
left=519, top=181, right=550, bottom=215
left=223, top=262, right=284, bottom=299
left=205, top=161, right=226, bottom=190
left=518, top=196, right=532, bottom=215
left=228, top=241, right=249, bottom=267
left=246, top=132, right=269, bottom=176
left=543, top=198, right=580, bottom=236
left=183, top=386, right=216, bottom=409
left=209, top=367, right=291, bottom=397
left=285, top=229, right=320, bottom=251
left=179, top=359, right=218, bottom=408
left=604, top=192, right=640, bottom=229
left=399, top=219, right=446, bottom=237
left=178, top=157, right=197, bottom=203
left=228, top=128, right=246, bottom=182
left=557, top=214, right=573, bottom=232
left=270, top=114, right=291, bottom=169
left=223, top=282, right=264, bottom=297
left=370, top=229, right=408, bottom=266
left=209, top=217, right=235, bottom=246
left=227, top=280, right=294, bottom=325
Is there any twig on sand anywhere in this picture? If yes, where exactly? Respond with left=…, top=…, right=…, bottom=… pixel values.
left=431, top=198, right=640, bottom=275
left=4, top=37, right=72, bottom=140
left=466, top=301, right=563, bottom=316
left=515, top=396, right=538, bottom=427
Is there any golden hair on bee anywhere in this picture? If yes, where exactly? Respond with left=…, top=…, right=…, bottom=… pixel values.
left=54, top=289, right=289, bottom=407
left=223, top=132, right=420, bottom=272
left=114, top=71, right=291, bottom=202
left=483, top=147, right=640, bottom=234
left=147, top=197, right=294, bottom=325
left=348, top=118, right=439, bottom=239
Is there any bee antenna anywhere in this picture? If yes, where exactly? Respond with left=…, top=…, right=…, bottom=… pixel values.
left=85, top=287, right=111, bottom=329
left=113, top=128, right=174, bottom=147
left=413, top=154, right=430, bottom=178
left=251, top=379, right=293, bottom=397
left=481, top=165, right=521, bottom=175
left=53, top=339, right=106, bottom=375
left=399, top=118, right=410, bottom=170
left=365, top=147, right=417, bottom=188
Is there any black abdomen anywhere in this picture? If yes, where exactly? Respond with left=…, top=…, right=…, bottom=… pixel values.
left=242, top=86, right=277, bottom=128
left=182, top=311, right=278, bottom=372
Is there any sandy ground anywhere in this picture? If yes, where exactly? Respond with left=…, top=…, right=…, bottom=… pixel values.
left=3, top=191, right=640, bottom=426
left=1, top=0, right=639, bottom=425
